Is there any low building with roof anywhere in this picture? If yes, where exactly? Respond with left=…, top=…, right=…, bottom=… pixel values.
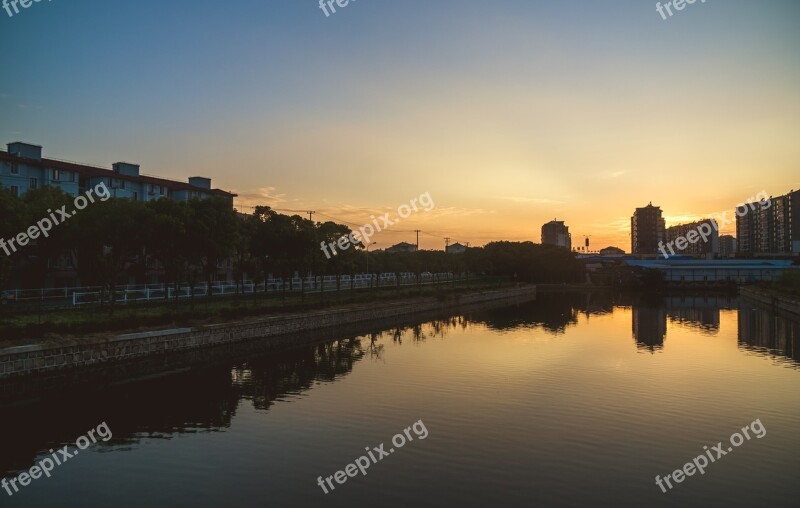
left=0, top=142, right=236, bottom=205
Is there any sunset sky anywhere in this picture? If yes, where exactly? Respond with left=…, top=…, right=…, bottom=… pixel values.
left=2, top=0, right=799, bottom=251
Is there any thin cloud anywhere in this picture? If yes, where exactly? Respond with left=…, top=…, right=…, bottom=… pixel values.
left=594, top=170, right=629, bottom=180
left=497, top=196, right=565, bottom=204
left=233, top=186, right=289, bottom=207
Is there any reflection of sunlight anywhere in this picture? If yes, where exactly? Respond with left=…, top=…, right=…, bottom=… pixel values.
left=612, top=360, right=630, bottom=372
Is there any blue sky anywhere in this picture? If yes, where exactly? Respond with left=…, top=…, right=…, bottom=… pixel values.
left=2, top=0, right=799, bottom=248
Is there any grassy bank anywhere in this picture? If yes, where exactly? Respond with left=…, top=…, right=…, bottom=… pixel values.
left=0, top=279, right=513, bottom=345
left=773, top=270, right=800, bottom=298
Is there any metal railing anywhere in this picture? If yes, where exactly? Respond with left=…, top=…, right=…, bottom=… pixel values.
left=3, top=273, right=461, bottom=307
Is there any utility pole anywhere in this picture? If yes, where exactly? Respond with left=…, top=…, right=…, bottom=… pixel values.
left=308, top=211, right=316, bottom=222
left=414, top=230, right=421, bottom=250
left=444, top=237, right=451, bottom=252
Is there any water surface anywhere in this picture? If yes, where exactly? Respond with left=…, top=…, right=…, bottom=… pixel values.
left=2, top=293, right=799, bottom=507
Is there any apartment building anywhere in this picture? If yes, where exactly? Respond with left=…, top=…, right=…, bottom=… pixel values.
left=737, top=189, right=800, bottom=256
left=719, top=235, right=737, bottom=258
left=631, top=203, right=666, bottom=257
left=0, top=142, right=235, bottom=205
left=541, top=220, right=572, bottom=250
left=665, top=219, right=719, bottom=259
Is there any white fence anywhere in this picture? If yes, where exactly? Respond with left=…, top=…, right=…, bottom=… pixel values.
left=53, top=273, right=457, bottom=306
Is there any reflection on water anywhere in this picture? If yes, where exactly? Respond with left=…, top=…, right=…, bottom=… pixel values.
left=1, top=292, right=798, bottom=508
left=235, top=339, right=365, bottom=410
left=738, top=305, right=800, bottom=365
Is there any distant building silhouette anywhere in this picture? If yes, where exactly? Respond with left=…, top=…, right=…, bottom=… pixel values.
left=541, top=220, right=572, bottom=250
left=719, top=235, right=737, bottom=258
left=386, top=242, right=418, bottom=254
left=599, top=246, right=626, bottom=256
left=737, top=189, right=800, bottom=256
left=665, top=219, right=719, bottom=259
left=631, top=203, right=665, bottom=256
left=446, top=242, right=467, bottom=254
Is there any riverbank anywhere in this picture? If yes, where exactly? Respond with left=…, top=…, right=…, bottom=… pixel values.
left=0, top=279, right=505, bottom=345
left=739, top=286, right=800, bottom=320
left=0, top=285, right=536, bottom=380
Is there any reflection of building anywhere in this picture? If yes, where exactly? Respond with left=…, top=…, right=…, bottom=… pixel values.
left=632, top=306, right=667, bottom=351
left=719, top=235, right=737, bottom=258
left=665, top=219, right=719, bottom=258
left=631, top=203, right=666, bottom=257
left=386, top=242, right=418, bottom=254
left=737, top=189, right=800, bottom=256
left=664, top=296, right=721, bottom=332
left=737, top=305, right=799, bottom=365
left=541, top=220, right=572, bottom=250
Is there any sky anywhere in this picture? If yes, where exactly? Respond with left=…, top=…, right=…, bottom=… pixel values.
left=1, top=0, right=799, bottom=251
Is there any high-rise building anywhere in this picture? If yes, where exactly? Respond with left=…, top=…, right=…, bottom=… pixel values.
left=737, top=189, right=800, bottom=256
left=719, top=235, right=737, bottom=258
left=736, top=207, right=757, bottom=255
left=541, top=220, right=571, bottom=250
left=631, top=203, right=665, bottom=256
left=665, top=219, right=719, bottom=258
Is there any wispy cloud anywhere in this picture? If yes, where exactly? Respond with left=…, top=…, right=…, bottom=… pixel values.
left=497, top=196, right=565, bottom=204
left=233, top=186, right=289, bottom=207
left=594, top=170, right=629, bottom=180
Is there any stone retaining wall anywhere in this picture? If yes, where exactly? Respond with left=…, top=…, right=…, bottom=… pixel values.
left=0, top=286, right=536, bottom=380
left=739, top=286, right=800, bottom=320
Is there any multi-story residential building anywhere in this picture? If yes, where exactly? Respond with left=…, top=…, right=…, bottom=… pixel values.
left=737, top=189, right=800, bottom=256
left=718, top=235, right=737, bottom=258
left=631, top=203, right=665, bottom=257
left=1, top=142, right=237, bottom=289
left=0, top=142, right=235, bottom=205
left=736, top=207, right=757, bottom=255
left=665, top=219, right=719, bottom=259
left=541, top=220, right=571, bottom=250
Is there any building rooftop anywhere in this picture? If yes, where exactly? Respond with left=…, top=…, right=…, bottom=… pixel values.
left=624, top=259, right=794, bottom=269
left=0, top=148, right=236, bottom=198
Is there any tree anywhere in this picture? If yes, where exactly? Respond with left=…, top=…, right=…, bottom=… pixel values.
left=187, top=198, right=239, bottom=295
left=0, top=187, right=24, bottom=290
left=145, top=199, right=189, bottom=299
left=72, top=198, right=152, bottom=309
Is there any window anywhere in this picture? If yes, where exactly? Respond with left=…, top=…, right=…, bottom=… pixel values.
left=29, top=178, right=38, bottom=190
left=10, top=186, right=19, bottom=197
left=120, top=179, right=126, bottom=189
left=52, top=169, right=61, bottom=181
left=10, top=163, right=19, bottom=174
left=133, top=191, right=138, bottom=201
left=160, top=186, right=165, bottom=195
left=69, top=171, right=75, bottom=182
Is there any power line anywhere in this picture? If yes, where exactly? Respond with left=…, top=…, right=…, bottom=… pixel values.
left=239, top=206, right=469, bottom=250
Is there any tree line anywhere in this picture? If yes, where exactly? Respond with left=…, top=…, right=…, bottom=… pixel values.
left=0, top=187, right=585, bottom=292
